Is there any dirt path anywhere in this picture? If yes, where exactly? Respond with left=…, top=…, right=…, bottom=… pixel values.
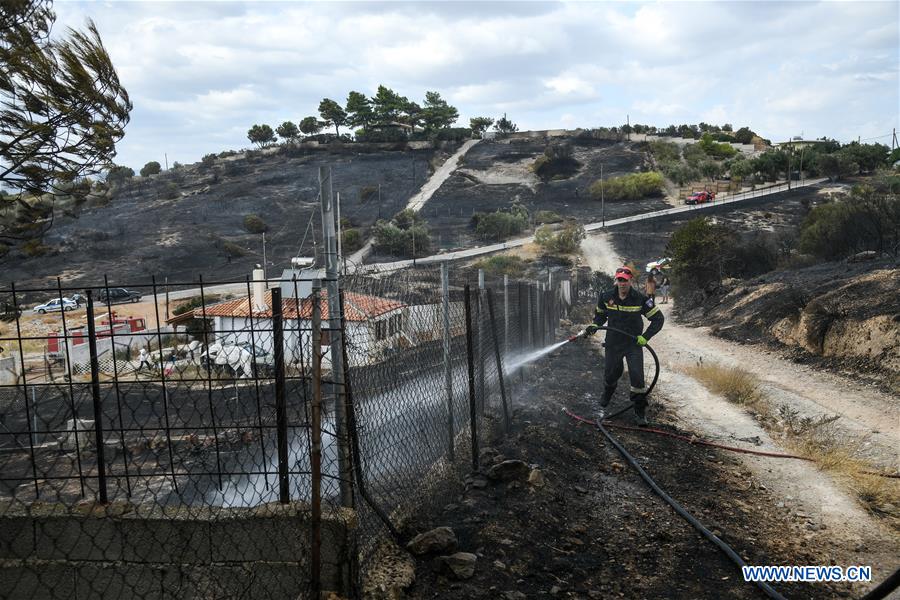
left=576, top=238, right=900, bottom=589
left=653, top=321, right=900, bottom=469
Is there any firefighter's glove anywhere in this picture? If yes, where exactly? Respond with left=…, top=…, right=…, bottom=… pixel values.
left=584, top=324, right=599, bottom=336
left=636, top=335, right=648, bottom=347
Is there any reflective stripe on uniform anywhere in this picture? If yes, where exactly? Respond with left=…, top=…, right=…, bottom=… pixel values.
left=595, top=306, right=606, bottom=314
left=630, top=385, right=649, bottom=394
left=615, top=305, right=642, bottom=312
left=646, top=306, right=660, bottom=317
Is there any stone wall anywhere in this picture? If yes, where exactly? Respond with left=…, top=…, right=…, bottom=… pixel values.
left=0, top=500, right=356, bottom=599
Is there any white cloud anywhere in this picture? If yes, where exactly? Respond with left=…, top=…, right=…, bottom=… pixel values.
left=47, top=0, right=899, bottom=168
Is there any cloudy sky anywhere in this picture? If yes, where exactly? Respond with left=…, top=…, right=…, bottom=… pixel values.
left=54, top=1, right=899, bottom=170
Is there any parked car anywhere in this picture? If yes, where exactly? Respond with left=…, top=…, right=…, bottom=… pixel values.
left=685, top=190, right=715, bottom=205
left=98, top=287, right=143, bottom=304
left=32, top=298, right=77, bottom=314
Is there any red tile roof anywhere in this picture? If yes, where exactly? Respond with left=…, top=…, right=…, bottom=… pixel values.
left=202, top=291, right=405, bottom=322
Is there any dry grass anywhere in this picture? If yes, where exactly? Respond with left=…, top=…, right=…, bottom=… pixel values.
left=684, top=361, right=900, bottom=528
left=684, top=361, right=771, bottom=418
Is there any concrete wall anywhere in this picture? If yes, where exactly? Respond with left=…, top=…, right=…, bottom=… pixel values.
left=0, top=500, right=356, bottom=599
left=0, top=354, right=19, bottom=385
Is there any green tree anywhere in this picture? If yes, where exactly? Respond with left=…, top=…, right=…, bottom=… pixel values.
left=140, top=161, right=161, bottom=177
left=275, top=121, right=299, bottom=143
left=665, top=217, right=733, bottom=293
left=345, top=90, right=373, bottom=132
left=299, top=116, right=322, bottom=137
left=733, top=127, right=755, bottom=144
left=318, top=98, right=347, bottom=136
left=1, top=0, right=132, bottom=241
left=399, top=99, right=423, bottom=132
left=371, top=85, right=406, bottom=128
left=469, top=117, right=494, bottom=137
left=247, top=124, right=276, bottom=147
left=494, top=113, right=518, bottom=135
left=106, top=165, right=134, bottom=187
left=420, top=91, right=458, bottom=132
left=727, top=158, right=754, bottom=182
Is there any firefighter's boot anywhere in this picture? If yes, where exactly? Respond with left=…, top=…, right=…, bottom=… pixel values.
left=600, top=386, right=615, bottom=408
left=631, top=393, right=648, bottom=427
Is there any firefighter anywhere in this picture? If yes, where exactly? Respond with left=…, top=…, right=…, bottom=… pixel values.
left=585, top=266, right=664, bottom=425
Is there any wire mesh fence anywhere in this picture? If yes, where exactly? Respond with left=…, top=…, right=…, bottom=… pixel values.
left=0, top=265, right=576, bottom=598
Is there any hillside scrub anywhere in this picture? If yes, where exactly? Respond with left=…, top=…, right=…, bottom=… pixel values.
left=243, top=214, right=269, bottom=234
left=799, top=184, right=900, bottom=259
left=531, top=143, right=581, bottom=181
left=373, top=209, right=432, bottom=258
left=535, top=221, right=585, bottom=255
left=589, top=172, right=664, bottom=202
left=472, top=203, right=529, bottom=241
left=472, top=255, right=527, bottom=277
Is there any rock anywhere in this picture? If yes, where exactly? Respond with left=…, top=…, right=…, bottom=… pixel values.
left=487, top=459, right=531, bottom=481
left=573, top=485, right=588, bottom=494
left=550, top=585, right=562, bottom=595
left=528, top=468, right=546, bottom=488
left=441, top=552, right=477, bottom=579
left=502, top=592, right=526, bottom=600
left=493, top=560, right=506, bottom=570
left=479, top=447, right=501, bottom=466
left=406, top=527, right=457, bottom=555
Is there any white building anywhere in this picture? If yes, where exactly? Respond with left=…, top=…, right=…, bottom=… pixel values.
left=203, top=290, right=408, bottom=368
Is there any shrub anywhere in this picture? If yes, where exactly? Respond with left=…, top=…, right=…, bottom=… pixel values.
left=532, top=143, right=580, bottom=181
left=647, top=140, right=681, bottom=163
left=434, top=127, right=473, bottom=142
left=161, top=182, right=180, bottom=199
left=534, top=210, right=563, bottom=224
left=106, top=165, right=134, bottom=187
left=372, top=211, right=432, bottom=257
left=342, top=228, right=363, bottom=252
left=588, top=172, right=664, bottom=202
left=140, top=161, right=161, bottom=177
left=243, top=214, right=269, bottom=234
left=699, top=134, right=738, bottom=159
left=534, top=221, right=585, bottom=255
left=665, top=217, right=733, bottom=295
left=798, top=186, right=900, bottom=259
left=372, top=221, right=431, bottom=257
left=473, top=211, right=528, bottom=240
left=21, top=239, right=52, bottom=257
left=200, top=154, right=217, bottom=169
left=472, top=255, right=527, bottom=277
left=359, top=185, right=378, bottom=202
left=221, top=241, right=247, bottom=258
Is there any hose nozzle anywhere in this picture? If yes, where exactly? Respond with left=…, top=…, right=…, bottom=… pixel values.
left=567, top=330, right=586, bottom=342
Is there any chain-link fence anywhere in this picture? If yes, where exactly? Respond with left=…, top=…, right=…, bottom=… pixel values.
left=0, top=265, right=575, bottom=598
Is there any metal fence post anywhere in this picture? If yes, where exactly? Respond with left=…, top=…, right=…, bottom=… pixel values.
left=486, top=290, right=511, bottom=433
left=310, top=286, right=322, bottom=596
left=441, top=262, right=455, bottom=461
left=477, top=273, right=486, bottom=412
left=85, top=291, right=108, bottom=503
left=503, top=274, right=509, bottom=357
left=463, top=285, right=478, bottom=471
left=320, top=165, right=354, bottom=508
left=272, top=287, right=290, bottom=504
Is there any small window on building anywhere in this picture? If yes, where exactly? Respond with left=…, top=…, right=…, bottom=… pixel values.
left=375, top=320, right=386, bottom=341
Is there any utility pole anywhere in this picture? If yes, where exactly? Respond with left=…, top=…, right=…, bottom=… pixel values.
left=262, top=232, right=267, bottom=280
left=335, top=191, right=343, bottom=275
left=626, top=114, right=630, bottom=141
left=164, top=153, right=168, bottom=170
left=892, top=128, right=898, bottom=151
left=318, top=166, right=353, bottom=508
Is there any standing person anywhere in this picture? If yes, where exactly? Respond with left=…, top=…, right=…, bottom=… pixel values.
left=585, top=266, right=665, bottom=425
left=660, top=275, right=671, bottom=304
left=645, top=270, right=657, bottom=301
left=136, top=347, right=152, bottom=373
